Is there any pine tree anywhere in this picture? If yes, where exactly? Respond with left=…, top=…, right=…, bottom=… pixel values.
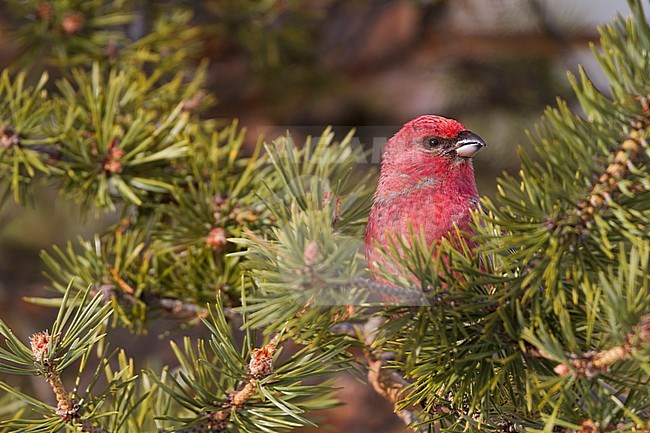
left=0, top=1, right=649, bottom=433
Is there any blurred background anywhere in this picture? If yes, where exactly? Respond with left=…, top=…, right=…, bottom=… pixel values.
left=0, top=1, right=640, bottom=431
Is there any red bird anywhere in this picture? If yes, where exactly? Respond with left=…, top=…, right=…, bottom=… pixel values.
left=365, top=115, right=486, bottom=301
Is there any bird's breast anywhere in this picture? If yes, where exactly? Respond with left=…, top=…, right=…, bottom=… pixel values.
left=365, top=184, right=478, bottom=268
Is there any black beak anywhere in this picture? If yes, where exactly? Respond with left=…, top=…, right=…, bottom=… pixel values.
left=453, top=131, right=486, bottom=158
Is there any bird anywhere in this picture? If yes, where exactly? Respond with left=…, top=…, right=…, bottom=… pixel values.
left=364, top=115, right=486, bottom=303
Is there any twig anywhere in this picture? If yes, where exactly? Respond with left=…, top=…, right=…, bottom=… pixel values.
left=367, top=355, right=427, bottom=431
left=328, top=320, right=365, bottom=336
left=92, top=284, right=240, bottom=321
left=175, top=337, right=280, bottom=433
left=350, top=317, right=429, bottom=433
left=333, top=316, right=495, bottom=432
left=546, top=95, right=649, bottom=243
left=562, top=419, right=650, bottom=433
left=77, top=419, right=110, bottom=433
left=348, top=277, right=430, bottom=305
left=149, top=294, right=240, bottom=320
left=22, top=143, right=62, bottom=159
left=144, top=294, right=213, bottom=318
left=547, top=315, right=650, bottom=378
left=29, top=331, right=108, bottom=433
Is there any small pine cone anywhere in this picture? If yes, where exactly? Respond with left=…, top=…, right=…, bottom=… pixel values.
left=248, top=342, right=276, bottom=379
left=205, top=228, right=228, bottom=250
left=579, top=420, right=600, bottom=433
left=332, top=304, right=354, bottom=322
left=30, top=331, right=51, bottom=360
left=61, top=11, right=85, bottom=35
left=35, top=2, right=53, bottom=20
left=588, top=194, right=604, bottom=207
left=213, top=195, right=227, bottom=208
left=0, top=125, right=20, bottom=149
left=103, top=159, right=122, bottom=174
left=212, top=196, right=227, bottom=221
left=234, top=210, right=257, bottom=224
left=303, top=241, right=319, bottom=267
left=553, top=363, right=570, bottom=376
left=103, top=146, right=124, bottom=174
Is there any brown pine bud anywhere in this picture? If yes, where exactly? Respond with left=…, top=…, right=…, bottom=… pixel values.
left=0, top=125, right=20, bottom=149
left=303, top=241, right=319, bottom=267
left=30, top=331, right=51, bottom=360
left=249, top=342, right=276, bottom=379
left=103, top=160, right=121, bottom=173
left=553, top=363, right=570, bottom=376
left=103, top=142, right=124, bottom=174
left=205, top=227, right=228, bottom=249
left=35, top=2, right=53, bottom=20
left=578, top=420, right=600, bottom=433
left=61, top=11, right=85, bottom=35
left=104, top=40, right=119, bottom=58
left=230, top=379, right=256, bottom=407
left=589, top=194, right=603, bottom=207
left=235, top=210, right=257, bottom=224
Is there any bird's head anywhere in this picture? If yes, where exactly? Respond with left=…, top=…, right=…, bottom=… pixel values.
left=381, top=115, right=486, bottom=178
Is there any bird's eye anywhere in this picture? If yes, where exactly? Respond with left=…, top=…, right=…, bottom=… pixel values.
left=427, top=137, right=439, bottom=148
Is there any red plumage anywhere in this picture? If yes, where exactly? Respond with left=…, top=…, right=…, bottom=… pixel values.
left=365, top=115, right=486, bottom=300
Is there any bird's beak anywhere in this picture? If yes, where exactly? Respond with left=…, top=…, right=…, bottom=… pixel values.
left=454, top=131, right=486, bottom=158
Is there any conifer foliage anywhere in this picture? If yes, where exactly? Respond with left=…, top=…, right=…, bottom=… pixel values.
left=0, top=1, right=649, bottom=433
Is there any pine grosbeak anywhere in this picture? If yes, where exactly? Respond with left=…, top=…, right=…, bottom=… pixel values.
left=365, top=115, right=486, bottom=300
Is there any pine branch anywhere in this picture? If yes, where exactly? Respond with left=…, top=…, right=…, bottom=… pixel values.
left=29, top=331, right=76, bottom=420
left=77, top=419, right=110, bottom=433
left=357, top=315, right=487, bottom=433
left=174, top=338, right=279, bottom=433
left=92, top=283, right=240, bottom=321
left=564, top=419, right=650, bottom=433
left=152, top=295, right=241, bottom=321
left=549, top=315, right=650, bottom=378
left=0, top=285, right=129, bottom=431
left=332, top=317, right=428, bottom=433
left=0, top=125, right=21, bottom=150
left=28, top=328, right=108, bottom=432
left=547, top=96, right=650, bottom=244
left=367, top=355, right=428, bottom=432
left=20, top=143, right=62, bottom=159
left=347, top=277, right=429, bottom=305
